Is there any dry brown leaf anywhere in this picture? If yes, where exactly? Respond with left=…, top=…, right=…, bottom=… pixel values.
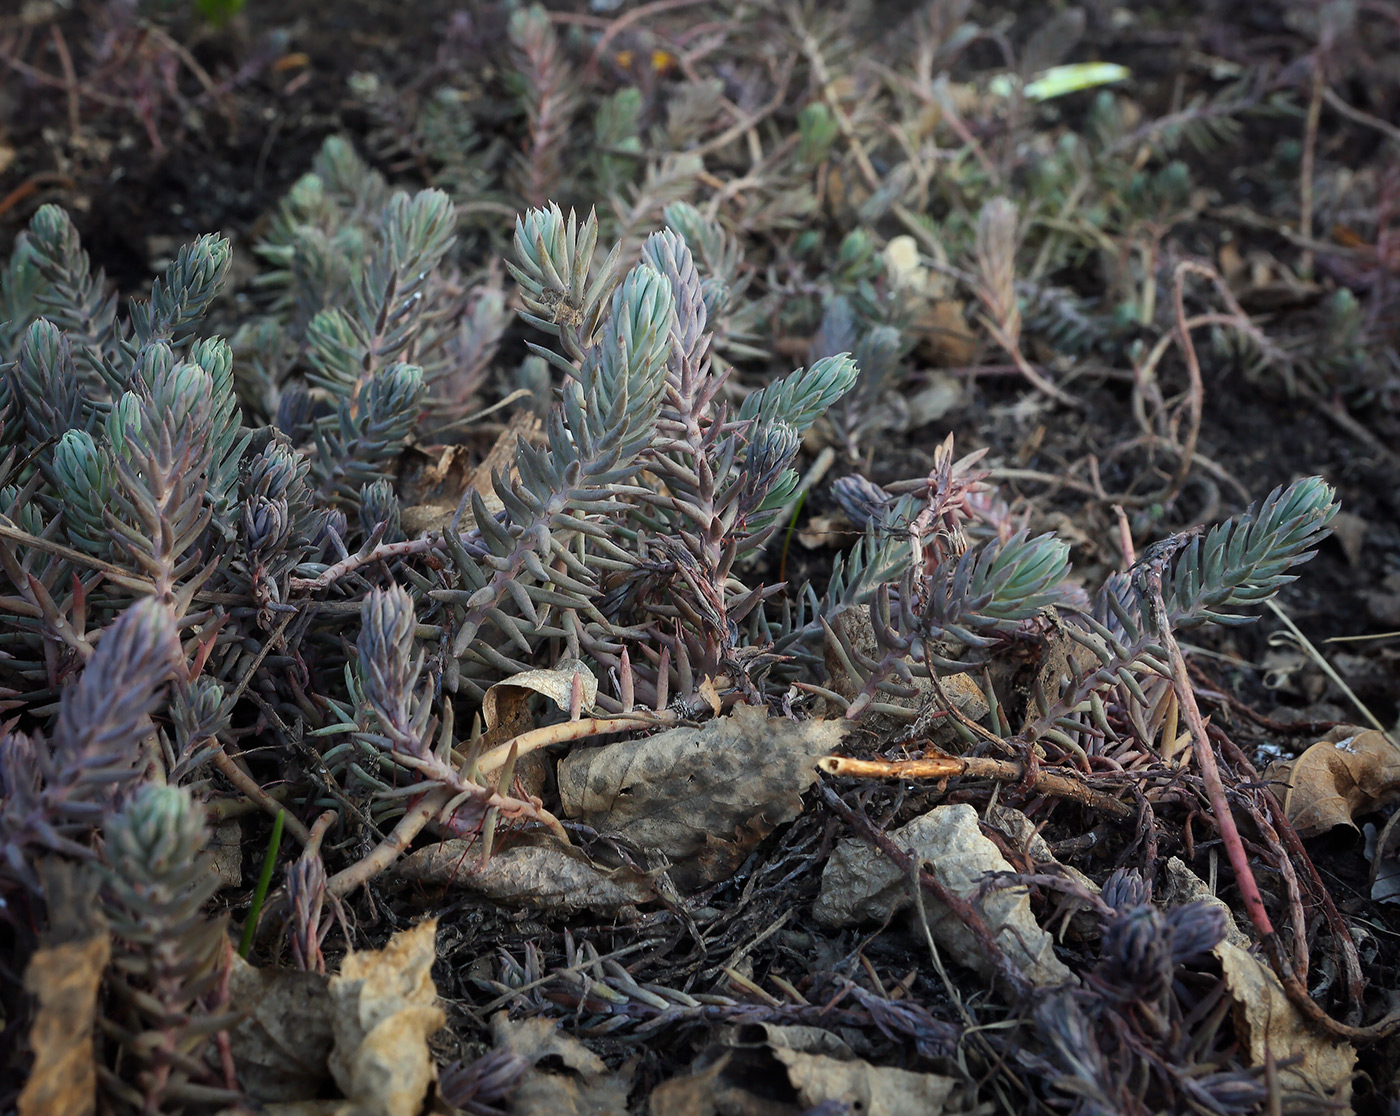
left=903, top=374, right=965, bottom=426
left=1159, top=858, right=1252, bottom=950
left=18, top=934, right=109, bottom=1116
left=492, top=1013, right=635, bottom=1116
left=482, top=659, right=598, bottom=735
left=912, top=299, right=977, bottom=367
left=796, top=514, right=855, bottom=551
left=648, top=1024, right=964, bottom=1116
left=825, top=609, right=988, bottom=742
left=773, top=1049, right=962, bottom=1116
left=645, top=1056, right=730, bottom=1116
left=327, top=919, right=445, bottom=1116
left=557, top=704, right=847, bottom=890
left=814, top=803, right=1073, bottom=987
left=395, top=837, right=656, bottom=912
left=210, top=819, right=243, bottom=890
left=226, top=954, right=335, bottom=1103
left=1214, top=939, right=1356, bottom=1107
left=401, top=413, right=538, bottom=535
left=1275, top=726, right=1400, bottom=837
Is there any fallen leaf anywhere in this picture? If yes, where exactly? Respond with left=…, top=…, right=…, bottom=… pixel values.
left=327, top=920, right=445, bottom=1116
left=773, top=1049, right=962, bottom=1116
left=395, top=837, right=656, bottom=912
left=557, top=705, right=847, bottom=890
left=1214, top=939, right=1356, bottom=1106
left=492, top=1013, right=635, bottom=1116
left=814, top=803, right=1073, bottom=987
left=482, top=658, right=599, bottom=735
left=1329, top=511, right=1368, bottom=567
left=650, top=1024, right=964, bottom=1116
left=400, top=413, right=538, bottom=535
left=210, top=819, right=243, bottom=890
left=825, top=608, right=988, bottom=742
left=645, top=1056, right=730, bottom=1116
left=1158, top=857, right=1252, bottom=950
left=18, top=934, right=109, bottom=1116
left=912, top=300, right=976, bottom=367
left=1274, top=727, right=1400, bottom=837
left=903, top=374, right=965, bottom=426
left=226, top=954, right=336, bottom=1103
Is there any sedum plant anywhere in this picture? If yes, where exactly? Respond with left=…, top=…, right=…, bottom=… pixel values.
left=0, top=113, right=1345, bottom=1110
left=98, top=783, right=238, bottom=1114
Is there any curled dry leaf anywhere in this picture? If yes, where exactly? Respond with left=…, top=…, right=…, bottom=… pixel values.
left=557, top=704, right=847, bottom=890
left=649, top=1023, right=964, bottom=1116
left=226, top=954, right=336, bottom=1103
left=395, top=836, right=656, bottom=912
left=1159, top=857, right=1253, bottom=950
left=1214, top=939, right=1356, bottom=1107
left=773, top=1050, right=963, bottom=1116
left=400, top=412, right=536, bottom=535
left=645, top=1056, right=731, bottom=1116
left=1157, top=857, right=1357, bottom=1108
left=491, top=1013, right=635, bottom=1116
left=18, top=934, right=109, bottom=1116
left=814, top=803, right=1073, bottom=988
left=825, top=608, right=988, bottom=740
left=1272, top=726, right=1400, bottom=837
left=326, top=919, right=445, bottom=1116
left=482, top=657, right=598, bottom=734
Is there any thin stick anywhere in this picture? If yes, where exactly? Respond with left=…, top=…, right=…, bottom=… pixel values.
left=1163, top=261, right=1207, bottom=507
left=472, top=709, right=680, bottom=776
left=290, top=535, right=444, bottom=592
left=818, top=752, right=1133, bottom=818
left=1299, top=62, right=1324, bottom=277
left=0, top=171, right=75, bottom=218
left=211, top=749, right=311, bottom=845
left=327, top=786, right=454, bottom=898
left=48, top=26, right=79, bottom=138
left=819, top=784, right=1035, bottom=999
left=303, top=810, right=338, bottom=858
left=982, top=317, right=1082, bottom=409
left=0, top=518, right=152, bottom=585
left=1265, top=600, right=1390, bottom=738
left=1142, top=558, right=1274, bottom=940
left=1321, top=84, right=1400, bottom=146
